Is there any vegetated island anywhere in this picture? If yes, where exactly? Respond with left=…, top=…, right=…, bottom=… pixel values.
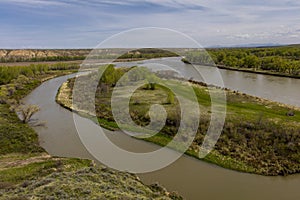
left=57, top=64, right=300, bottom=176
left=181, top=44, right=300, bottom=79
left=0, top=63, right=182, bottom=199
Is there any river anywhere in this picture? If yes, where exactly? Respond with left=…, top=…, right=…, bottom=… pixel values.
left=115, top=57, right=300, bottom=107
left=23, top=58, right=300, bottom=200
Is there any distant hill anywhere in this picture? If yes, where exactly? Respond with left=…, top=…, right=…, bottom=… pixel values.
left=0, top=48, right=180, bottom=63
left=0, top=49, right=91, bottom=63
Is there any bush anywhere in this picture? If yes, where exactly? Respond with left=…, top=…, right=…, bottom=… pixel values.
left=17, top=105, right=40, bottom=123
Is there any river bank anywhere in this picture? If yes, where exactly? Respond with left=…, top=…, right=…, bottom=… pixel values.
left=217, top=65, right=300, bottom=79
left=0, top=68, right=182, bottom=199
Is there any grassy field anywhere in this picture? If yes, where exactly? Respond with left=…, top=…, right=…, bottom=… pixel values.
left=0, top=65, right=181, bottom=199
left=57, top=66, right=300, bottom=176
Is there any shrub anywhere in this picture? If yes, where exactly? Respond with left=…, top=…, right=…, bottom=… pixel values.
left=17, top=105, right=40, bottom=123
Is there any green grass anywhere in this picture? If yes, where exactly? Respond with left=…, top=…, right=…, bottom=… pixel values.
left=226, top=97, right=300, bottom=123
left=0, top=158, right=91, bottom=184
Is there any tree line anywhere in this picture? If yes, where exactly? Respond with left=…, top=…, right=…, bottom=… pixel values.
left=0, top=55, right=86, bottom=63
left=0, top=63, right=79, bottom=85
left=183, top=45, right=300, bottom=76
left=118, top=48, right=178, bottom=60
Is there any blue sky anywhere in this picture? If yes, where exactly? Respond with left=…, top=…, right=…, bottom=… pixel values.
left=0, top=0, right=300, bottom=48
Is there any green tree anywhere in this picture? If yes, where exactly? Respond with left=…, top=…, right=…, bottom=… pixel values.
left=98, top=64, right=116, bottom=93
left=242, top=55, right=261, bottom=69
left=223, top=56, right=239, bottom=67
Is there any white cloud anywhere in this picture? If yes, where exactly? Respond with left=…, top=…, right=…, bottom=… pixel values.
left=231, top=34, right=251, bottom=39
